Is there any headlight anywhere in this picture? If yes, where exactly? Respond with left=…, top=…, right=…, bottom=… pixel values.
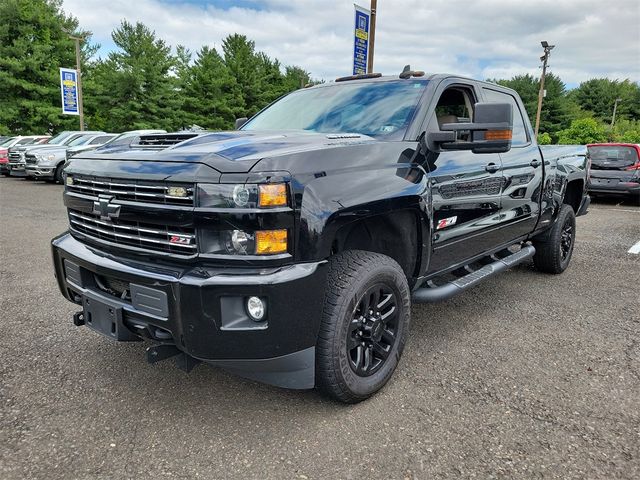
left=197, top=183, right=288, bottom=208
left=36, top=153, right=56, bottom=162
left=200, top=229, right=289, bottom=256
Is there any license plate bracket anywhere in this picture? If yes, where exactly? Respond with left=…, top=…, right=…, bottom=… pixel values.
left=82, top=292, right=138, bottom=341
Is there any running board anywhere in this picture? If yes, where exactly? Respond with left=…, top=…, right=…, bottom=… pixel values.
left=412, top=245, right=536, bottom=303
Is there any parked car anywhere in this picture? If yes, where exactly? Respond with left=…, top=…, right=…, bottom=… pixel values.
left=0, top=135, right=51, bottom=176
left=8, top=131, right=103, bottom=178
left=587, top=143, right=640, bottom=202
left=52, top=71, right=589, bottom=403
left=63, top=133, right=119, bottom=160
left=25, top=133, right=117, bottom=182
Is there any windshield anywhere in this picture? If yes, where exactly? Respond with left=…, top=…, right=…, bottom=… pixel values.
left=243, top=80, right=428, bottom=138
left=588, top=146, right=638, bottom=169
left=47, top=132, right=72, bottom=145
left=68, top=135, right=94, bottom=146
left=0, top=137, right=17, bottom=147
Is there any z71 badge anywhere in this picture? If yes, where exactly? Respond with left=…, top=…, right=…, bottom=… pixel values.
left=436, top=216, right=458, bottom=230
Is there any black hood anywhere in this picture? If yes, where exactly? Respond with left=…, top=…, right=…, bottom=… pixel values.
left=78, top=130, right=376, bottom=173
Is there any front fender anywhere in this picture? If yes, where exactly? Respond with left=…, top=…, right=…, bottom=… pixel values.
left=294, top=163, right=431, bottom=262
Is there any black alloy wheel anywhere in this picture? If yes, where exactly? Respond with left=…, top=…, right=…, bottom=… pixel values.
left=315, top=250, right=410, bottom=403
left=347, top=284, right=398, bottom=376
left=560, top=218, right=574, bottom=261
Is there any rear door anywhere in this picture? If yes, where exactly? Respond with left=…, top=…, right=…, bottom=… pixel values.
left=424, top=79, right=505, bottom=274
left=481, top=86, right=544, bottom=239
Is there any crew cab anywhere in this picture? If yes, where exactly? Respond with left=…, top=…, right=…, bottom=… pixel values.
left=51, top=71, right=589, bottom=403
left=587, top=143, right=640, bottom=201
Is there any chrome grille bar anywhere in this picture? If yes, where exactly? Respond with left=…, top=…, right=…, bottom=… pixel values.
left=67, top=176, right=194, bottom=206
left=68, top=209, right=196, bottom=255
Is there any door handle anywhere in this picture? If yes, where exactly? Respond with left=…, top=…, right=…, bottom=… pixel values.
left=485, top=163, right=500, bottom=173
left=530, top=159, right=541, bottom=168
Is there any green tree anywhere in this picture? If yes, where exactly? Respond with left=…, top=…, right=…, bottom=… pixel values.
left=612, top=118, right=640, bottom=143
left=222, top=34, right=261, bottom=117
left=0, top=0, right=97, bottom=134
left=84, top=21, right=180, bottom=132
left=570, top=78, right=640, bottom=123
left=181, top=46, right=244, bottom=130
left=492, top=73, right=576, bottom=142
left=538, top=132, right=552, bottom=145
left=556, top=117, right=608, bottom=144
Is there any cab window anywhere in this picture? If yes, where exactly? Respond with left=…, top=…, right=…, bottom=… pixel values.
left=482, top=88, right=529, bottom=146
left=432, top=86, right=476, bottom=141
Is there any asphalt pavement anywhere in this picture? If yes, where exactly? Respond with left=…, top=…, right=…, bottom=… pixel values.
left=1, top=177, right=639, bottom=479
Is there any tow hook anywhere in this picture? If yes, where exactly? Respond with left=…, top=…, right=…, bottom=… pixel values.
left=146, top=344, right=201, bottom=373
left=73, top=311, right=85, bottom=326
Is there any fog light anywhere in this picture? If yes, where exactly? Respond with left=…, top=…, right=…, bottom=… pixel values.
left=246, top=296, right=266, bottom=321
left=65, top=176, right=74, bottom=186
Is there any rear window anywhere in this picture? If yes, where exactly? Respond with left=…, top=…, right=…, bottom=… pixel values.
left=588, top=146, right=638, bottom=169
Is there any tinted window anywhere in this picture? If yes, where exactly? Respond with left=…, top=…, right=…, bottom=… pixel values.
left=243, top=80, right=428, bottom=138
left=588, top=146, right=638, bottom=169
left=89, top=136, right=112, bottom=145
left=482, top=88, right=528, bottom=146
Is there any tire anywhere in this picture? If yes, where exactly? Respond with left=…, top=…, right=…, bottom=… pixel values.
left=54, top=164, right=64, bottom=184
left=316, top=250, right=410, bottom=403
left=533, top=204, right=576, bottom=274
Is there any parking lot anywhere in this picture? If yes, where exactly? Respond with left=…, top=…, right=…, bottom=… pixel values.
left=1, top=177, right=638, bottom=479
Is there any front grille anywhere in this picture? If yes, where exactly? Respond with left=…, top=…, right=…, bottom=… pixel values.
left=67, top=176, right=194, bottom=206
left=25, top=154, right=37, bottom=165
left=68, top=209, right=197, bottom=255
left=8, top=151, right=23, bottom=163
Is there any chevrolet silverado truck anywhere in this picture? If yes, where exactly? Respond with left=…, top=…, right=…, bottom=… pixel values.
left=51, top=71, right=590, bottom=403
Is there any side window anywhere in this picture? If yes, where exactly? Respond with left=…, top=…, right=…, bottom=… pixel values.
left=482, top=88, right=528, bottom=146
left=434, top=87, right=474, bottom=129
left=432, top=86, right=476, bottom=141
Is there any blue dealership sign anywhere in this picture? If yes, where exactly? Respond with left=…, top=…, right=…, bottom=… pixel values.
left=353, top=4, right=370, bottom=75
left=59, top=67, right=79, bottom=115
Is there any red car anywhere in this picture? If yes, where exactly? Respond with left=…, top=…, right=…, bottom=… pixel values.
left=587, top=143, right=640, bottom=202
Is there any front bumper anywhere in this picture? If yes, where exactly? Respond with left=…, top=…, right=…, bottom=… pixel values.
left=8, top=162, right=26, bottom=177
left=52, top=233, right=328, bottom=389
left=25, top=165, right=55, bottom=179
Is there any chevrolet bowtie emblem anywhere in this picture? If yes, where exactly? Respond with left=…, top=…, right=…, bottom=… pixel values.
left=92, top=194, right=121, bottom=220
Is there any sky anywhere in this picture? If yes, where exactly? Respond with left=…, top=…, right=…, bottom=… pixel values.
left=62, top=0, right=640, bottom=87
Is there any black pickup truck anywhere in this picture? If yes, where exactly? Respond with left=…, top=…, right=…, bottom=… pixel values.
left=51, top=71, right=590, bottom=403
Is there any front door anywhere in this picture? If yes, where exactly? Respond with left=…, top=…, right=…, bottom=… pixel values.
left=424, top=82, right=505, bottom=274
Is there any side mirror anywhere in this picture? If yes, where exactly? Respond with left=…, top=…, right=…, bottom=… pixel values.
left=427, top=102, right=513, bottom=154
left=235, top=117, right=248, bottom=130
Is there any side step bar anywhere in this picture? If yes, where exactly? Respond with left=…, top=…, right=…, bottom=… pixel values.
left=412, top=245, right=536, bottom=303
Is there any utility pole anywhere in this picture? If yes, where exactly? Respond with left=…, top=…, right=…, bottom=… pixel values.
left=68, top=34, right=85, bottom=130
left=534, top=41, right=554, bottom=140
left=367, top=0, right=377, bottom=73
left=610, top=98, right=622, bottom=127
